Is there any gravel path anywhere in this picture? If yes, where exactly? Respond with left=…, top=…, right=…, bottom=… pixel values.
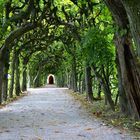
left=0, top=86, right=135, bottom=140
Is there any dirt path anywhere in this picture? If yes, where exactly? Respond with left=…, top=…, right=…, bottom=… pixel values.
left=0, top=86, right=135, bottom=140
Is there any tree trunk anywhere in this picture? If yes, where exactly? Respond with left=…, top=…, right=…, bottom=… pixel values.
left=22, top=67, right=27, bottom=91
left=22, top=59, right=27, bottom=92
left=0, top=47, right=10, bottom=103
left=115, top=49, right=131, bottom=115
left=15, top=56, right=20, bottom=96
left=73, top=56, right=77, bottom=92
left=69, top=72, right=73, bottom=89
left=2, top=50, right=10, bottom=101
left=0, top=60, right=4, bottom=104
left=2, top=64, right=9, bottom=101
left=104, top=0, right=140, bottom=119
left=66, top=70, right=70, bottom=88
left=81, top=77, right=85, bottom=94
left=78, top=72, right=83, bottom=93
left=97, top=81, right=102, bottom=99
left=33, top=70, right=40, bottom=87
left=71, top=56, right=77, bottom=91
left=115, top=32, right=140, bottom=119
left=29, top=70, right=34, bottom=88
left=9, top=48, right=16, bottom=98
left=92, top=66, right=115, bottom=111
left=121, top=0, right=140, bottom=57
left=85, top=65, right=94, bottom=102
left=102, top=68, right=115, bottom=111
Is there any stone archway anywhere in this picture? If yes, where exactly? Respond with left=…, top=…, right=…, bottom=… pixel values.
left=49, top=75, right=54, bottom=84
left=47, top=74, right=55, bottom=84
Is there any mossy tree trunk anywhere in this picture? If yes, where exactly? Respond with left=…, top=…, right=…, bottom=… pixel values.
left=104, top=0, right=140, bottom=119
left=121, top=0, right=140, bottom=57
left=115, top=32, right=140, bottom=119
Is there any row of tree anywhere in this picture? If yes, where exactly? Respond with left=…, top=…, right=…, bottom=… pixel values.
left=0, top=0, right=140, bottom=120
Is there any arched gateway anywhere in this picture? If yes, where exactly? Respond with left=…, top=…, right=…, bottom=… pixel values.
left=47, top=74, right=55, bottom=84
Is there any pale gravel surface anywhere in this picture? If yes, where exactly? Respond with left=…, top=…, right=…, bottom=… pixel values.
left=0, top=85, right=136, bottom=140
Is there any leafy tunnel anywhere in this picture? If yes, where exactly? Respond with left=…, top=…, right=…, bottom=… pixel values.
left=0, top=0, right=140, bottom=121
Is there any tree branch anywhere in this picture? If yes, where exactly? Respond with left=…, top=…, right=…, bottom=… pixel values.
left=0, top=22, right=39, bottom=54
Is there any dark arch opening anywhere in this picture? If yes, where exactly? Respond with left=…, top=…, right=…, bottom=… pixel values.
left=48, top=75, right=54, bottom=84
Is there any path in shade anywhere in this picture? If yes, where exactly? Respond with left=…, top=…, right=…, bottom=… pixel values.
left=0, top=85, right=134, bottom=140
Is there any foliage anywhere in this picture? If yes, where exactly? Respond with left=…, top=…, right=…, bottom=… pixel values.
left=82, top=27, right=115, bottom=66
left=82, top=26, right=117, bottom=94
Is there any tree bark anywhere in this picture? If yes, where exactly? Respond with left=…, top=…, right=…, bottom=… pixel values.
left=33, top=70, right=40, bottom=87
left=97, top=81, right=102, bottom=99
left=22, top=67, right=27, bottom=92
left=101, top=66, right=115, bottom=111
left=81, top=77, right=85, bottom=94
left=15, top=56, right=20, bottom=96
left=0, top=48, right=10, bottom=103
left=104, top=0, right=140, bottom=120
left=78, top=72, right=83, bottom=93
left=92, top=66, right=115, bottom=111
left=121, top=0, right=140, bottom=57
left=0, top=60, right=4, bottom=104
left=115, top=48, right=131, bottom=115
left=9, top=48, right=16, bottom=98
left=22, top=59, right=28, bottom=92
left=71, top=56, right=77, bottom=91
left=115, top=32, right=140, bottom=119
left=85, top=65, right=94, bottom=102
left=2, top=51, right=10, bottom=101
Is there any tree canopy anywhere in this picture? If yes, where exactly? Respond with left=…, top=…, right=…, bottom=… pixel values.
left=0, top=0, right=140, bottom=121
